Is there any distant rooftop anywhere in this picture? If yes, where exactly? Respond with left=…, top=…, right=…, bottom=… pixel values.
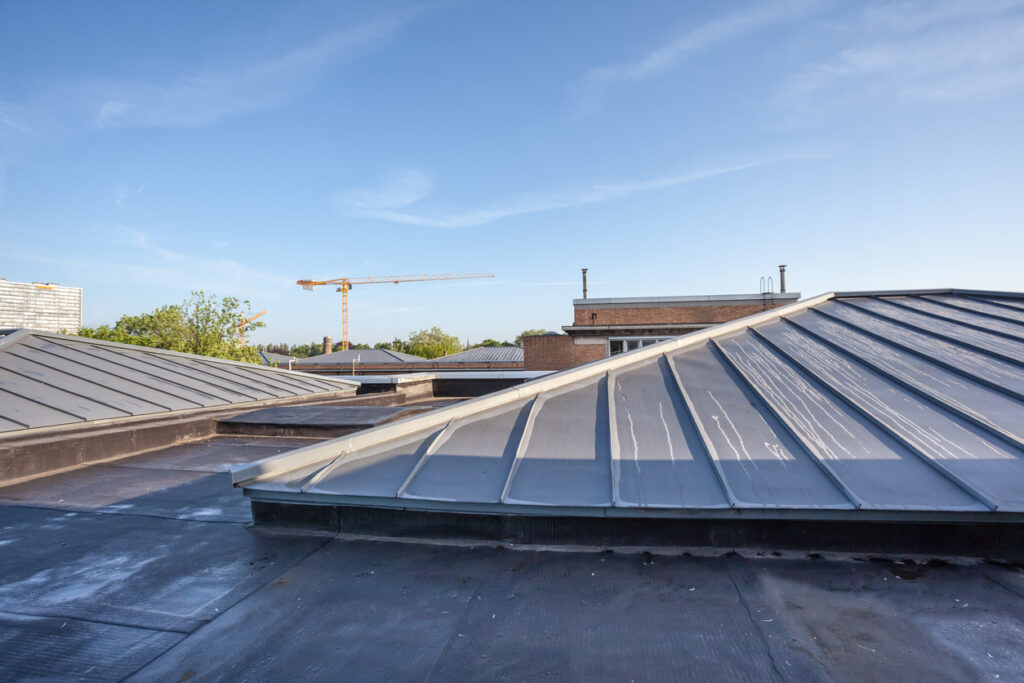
left=294, top=348, right=427, bottom=365
left=574, top=292, right=801, bottom=306
left=430, top=346, right=524, bottom=364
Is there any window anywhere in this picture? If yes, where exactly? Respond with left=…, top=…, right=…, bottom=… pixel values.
left=607, top=336, right=672, bottom=356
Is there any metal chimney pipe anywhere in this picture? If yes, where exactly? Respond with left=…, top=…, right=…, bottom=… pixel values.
left=582, top=268, right=588, bottom=299
left=778, top=265, right=787, bottom=293
left=323, top=335, right=333, bottom=355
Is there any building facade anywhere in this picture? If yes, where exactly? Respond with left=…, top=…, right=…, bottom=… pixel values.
left=0, top=279, right=83, bottom=333
left=525, top=292, right=800, bottom=371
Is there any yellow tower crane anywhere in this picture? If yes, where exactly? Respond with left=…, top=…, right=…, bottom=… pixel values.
left=297, top=273, right=495, bottom=351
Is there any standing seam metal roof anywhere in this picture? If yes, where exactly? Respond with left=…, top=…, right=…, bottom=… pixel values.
left=234, top=290, right=1024, bottom=518
left=429, top=346, right=524, bottom=364
left=294, top=349, right=427, bottom=365
left=0, top=330, right=358, bottom=434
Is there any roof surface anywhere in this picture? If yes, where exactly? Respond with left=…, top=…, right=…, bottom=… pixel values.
left=235, top=290, right=1024, bottom=519
left=257, top=350, right=295, bottom=366
left=294, top=348, right=427, bottom=365
left=5, top=434, right=1024, bottom=679
left=0, top=329, right=358, bottom=434
left=430, top=346, right=524, bottom=364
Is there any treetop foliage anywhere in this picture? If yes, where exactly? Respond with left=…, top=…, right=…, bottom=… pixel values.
left=77, top=291, right=265, bottom=363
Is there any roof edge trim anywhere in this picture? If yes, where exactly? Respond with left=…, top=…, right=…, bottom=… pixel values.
left=230, top=291, right=837, bottom=486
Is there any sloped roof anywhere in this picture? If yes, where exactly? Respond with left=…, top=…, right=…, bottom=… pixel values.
left=257, top=350, right=295, bottom=366
left=0, top=330, right=358, bottom=434
left=430, top=346, right=524, bottom=364
left=294, top=348, right=427, bottom=365
left=233, top=290, right=1024, bottom=519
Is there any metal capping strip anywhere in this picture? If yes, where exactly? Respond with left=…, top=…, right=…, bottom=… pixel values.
left=6, top=347, right=174, bottom=410
left=922, top=295, right=1024, bottom=328
left=607, top=366, right=622, bottom=507
left=806, top=307, right=1024, bottom=405
left=395, top=421, right=453, bottom=498
left=661, top=353, right=739, bottom=507
left=231, top=291, right=839, bottom=485
left=783, top=314, right=1024, bottom=453
left=878, top=297, right=1024, bottom=345
left=837, top=299, right=1024, bottom=371
left=0, top=364, right=134, bottom=417
left=499, top=396, right=541, bottom=503
left=707, top=338, right=865, bottom=510
left=746, top=326, right=1000, bottom=512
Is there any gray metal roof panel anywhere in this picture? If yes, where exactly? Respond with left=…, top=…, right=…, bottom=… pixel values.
left=429, top=346, right=524, bottom=364
left=294, top=348, right=427, bottom=364
left=0, top=330, right=358, bottom=435
left=236, top=290, right=1024, bottom=519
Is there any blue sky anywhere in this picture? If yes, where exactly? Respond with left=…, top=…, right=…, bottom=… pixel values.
left=2, top=0, right=1023, bottom=346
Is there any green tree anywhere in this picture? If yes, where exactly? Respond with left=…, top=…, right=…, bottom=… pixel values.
left=78, top=291, right=264, bottom=363
left=514, top=328, right=549, bottom=347
left=403, top=326, right=462, bottom=359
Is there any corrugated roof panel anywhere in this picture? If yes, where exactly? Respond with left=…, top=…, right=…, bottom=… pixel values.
left=401, top=400, right=532, bottom=503
left=610, top=357, right=729, bottom=508
left=990, top=298, right=1024, bottom=312
left=504, top=379, right=613, bottom=506
left=431, top=346, right=524, bottom=363
left=668, top=342, right=851, bottom=508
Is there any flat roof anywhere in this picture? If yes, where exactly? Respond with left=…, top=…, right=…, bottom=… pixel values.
left=235, top=289, right=1024, bottom=520
left=574, top=292, right=801, bottom=306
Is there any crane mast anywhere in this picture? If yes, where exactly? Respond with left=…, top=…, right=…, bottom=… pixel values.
left=297, top=273, right=495, bottom=351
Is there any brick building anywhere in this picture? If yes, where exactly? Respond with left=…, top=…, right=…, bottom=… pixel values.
left=525, top=291, right=800, bottom=370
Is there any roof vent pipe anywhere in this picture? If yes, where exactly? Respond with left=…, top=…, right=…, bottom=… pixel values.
left=778, top=265, right=787, bottom=293
left=582, top=268, right=588, bottom=299
left=323, top=335, right=333, bottom=355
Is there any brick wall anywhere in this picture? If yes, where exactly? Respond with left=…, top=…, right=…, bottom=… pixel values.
left=523, top=335, right=575, bottom=371
left=573, top=342, right=606, bottom=366
left=573, top=303, right=772, bottom=326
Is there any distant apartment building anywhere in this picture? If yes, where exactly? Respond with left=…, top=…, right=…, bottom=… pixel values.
left=0, top=279, right=83, bottom=333
left=524, top=291, right=800, bottom=371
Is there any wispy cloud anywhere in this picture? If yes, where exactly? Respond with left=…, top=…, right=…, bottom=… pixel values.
left=781, top=1, right=1024, bottom=106
left=90, top=12, right=424, bottom=128
left=0, top=158, right=5, bottom=207
left=332, top=154, right=818, bottom=229
left=571, top=0, right=817, bottom=116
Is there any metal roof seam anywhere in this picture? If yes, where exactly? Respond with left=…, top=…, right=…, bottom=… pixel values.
left=16, top=341, right=188, bottom=409
left=803, top=307, right=1024, bottom=405
left=745, top=327, right=999, bottom=512
left=0, top=363, right=135, bottom=417
left=661, top=353, right=739, bottom=508
left=185, top=357, right=304, bottom=397
left=778, top=316, right=1024, bottom=453
left=396, top=422, right=452, bottom=498
left=923, top=295, right=1024, bottom=328
left=46, top=340, right=222, bottom=405
left=707, top=337, right=864, bottom=510
left=0, top=384, right=89, bottom=423
left=835, top=299, right=1024, bottom=370
left=5, top=347, right=173, bottom=410
left=499, top=397, right=541, bottom=503
left=123, top=351, right=268, bottom=400
left=969, top=295, right=1024, bottom=313
left=607, top=368, right=623, bottom=507
left=878, top=297, right=1024, bottom=345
